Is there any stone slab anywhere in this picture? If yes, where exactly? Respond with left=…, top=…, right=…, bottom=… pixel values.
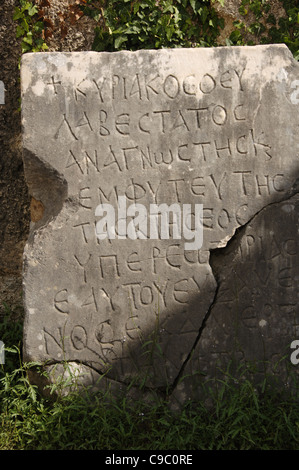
left=21, top=45, right=299, bottom=396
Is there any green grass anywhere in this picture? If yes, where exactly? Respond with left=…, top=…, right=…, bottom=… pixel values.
left=0, top=307, right=298, bottom=450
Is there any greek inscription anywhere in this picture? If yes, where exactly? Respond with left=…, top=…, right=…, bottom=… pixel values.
left=73, top=222, right=93, bottom=244
left=95, top=320, right=114, bottom=344
left=22, top=48, right=298, bottom=392
left=71, top=325, right=88, bottom=350
left=68, top=68, right=246, bottom=105
left=99, top=255, right=120, bottom=279
left=74, top=253, right=92, bottom=283
left=125, top=315, right=141, bottom=340
left=127, top=251, right=142, bottom=272
left=47, top=76, right=61, bottom=94
left=81, top=287, right=98, bottom=311
left=71, top=104, right=248, bottom=139
left=93, top=77, right=106, bottom=102
left=75, top=111, right=93, bottom=132
left=79, top=187, right=92, bottom=209
left=55, top=114, right=78, bottom=141
left=54, top=289, right=69, bottom=314
left=44, top=327, right=64, bottom=357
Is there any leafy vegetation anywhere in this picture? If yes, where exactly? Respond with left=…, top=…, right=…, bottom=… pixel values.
left=82, top=0, right=225, bottom=51
left=8, top=0, right=299, bottom=450
left=80, top=0, right=299, bottom=59
left=13, top=1, right=48, bottom=53
left=13, top=1, right=299, bottom=59
left=0, top=307, right=298, bottom=450
left=228, top=0, right=299, bottom=59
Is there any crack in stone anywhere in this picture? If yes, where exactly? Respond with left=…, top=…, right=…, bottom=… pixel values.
left=50, top=185, right=299, bottom=400
left=211, top=180, right=299, bottom=258
left=168, top=277, right=220, bottom=397
left=21, top=47, right=299, bottom=402
left=28, top=185, right=299, bottom=401
left=168, top=182, right=299, bottom=399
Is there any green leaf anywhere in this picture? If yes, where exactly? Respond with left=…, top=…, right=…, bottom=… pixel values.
left=200, top=6, right=209, bottom=23
left=13, top=8, right=23, bottom=21
left=114, top=35, right=127, bottom=49
left=189, top=0, right=197, bottom=14
left=21, top=42, right=32, bottom=53
left=133, top=2, right=140, bottom=14
left=33, top=21, right=44, bottom=33
left=22, top=18, right=30, bottom=33
left=23, top=32, right=33, bottom=45
left=16, top=25, right=25, bottom=38
left=28, top=4, right=38, bottom=16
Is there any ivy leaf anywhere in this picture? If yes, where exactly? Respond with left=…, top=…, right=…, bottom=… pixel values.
left=23, top=2, right=33, bottom=12
left=133, top=2, right=140, bottom=14
left=21, top=42, right=32, bottom=53
left=166, top=25, right=173, bottom=41
left=200, top=6, right=209, bottom=23
left=173, top=7, right=180, bottom=24
left=16, top=25, right=25, bottom=38
left=13, top=8, right=23, bottom=21
left=23, top=32, right=33, bottom=45
left=21, top=18, right=30, bottom=33
left=189, top=0, right=197, bottom=13
left=114, top=35, right=127, bottom=49
left=28, top=4, right=38, bottom=16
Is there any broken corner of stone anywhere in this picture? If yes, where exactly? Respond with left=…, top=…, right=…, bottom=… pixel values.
left=20, top=45, right=299, bottom=406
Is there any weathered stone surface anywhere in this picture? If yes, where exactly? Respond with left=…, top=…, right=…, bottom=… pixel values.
left=170, top=193, right=299, bottom=408
left=21, top=45, right=299, bottom=397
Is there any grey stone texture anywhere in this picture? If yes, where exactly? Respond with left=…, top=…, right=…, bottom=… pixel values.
left=21, top=45, right=299, bottom=400
left=171, top=193, right=299, bottom=408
